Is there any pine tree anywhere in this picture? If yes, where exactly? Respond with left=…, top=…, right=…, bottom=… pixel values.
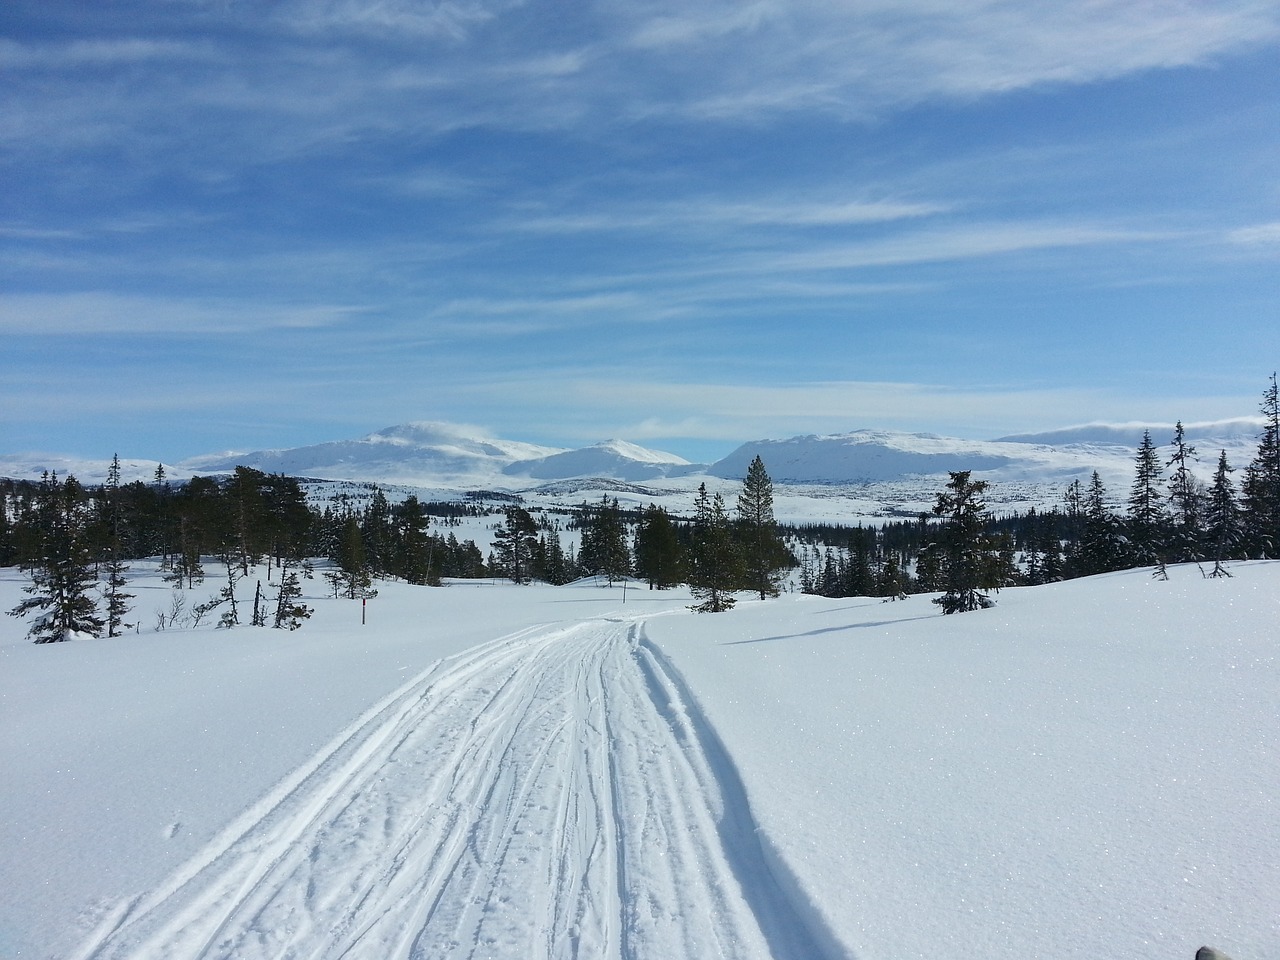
left=272, top=561, right=312, bottom=630
left=921, top=471, right=1002, bottom=614
left=578, top=497, right=631, bottom=583
left=328, top=514, right=375, bottom=599
left=492, top=507, right=539, bottom=583
left=735, top=456, right=789, bottom=599
left=8, top=473, right=105, bottom=642
left=688, top=484, right=740, bottom=613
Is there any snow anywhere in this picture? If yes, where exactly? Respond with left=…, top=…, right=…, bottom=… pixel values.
left=2, top=562, right=1277, bottom=959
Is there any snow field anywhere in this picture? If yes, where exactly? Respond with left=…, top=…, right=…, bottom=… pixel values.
left=2, top=561, right=1278, bottom=959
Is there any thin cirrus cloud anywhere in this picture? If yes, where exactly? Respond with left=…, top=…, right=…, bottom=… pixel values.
left=0, top=293, right=369, bottom=336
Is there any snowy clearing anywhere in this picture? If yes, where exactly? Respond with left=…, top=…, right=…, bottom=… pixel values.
left=2, top=562, right=1277, bottom=959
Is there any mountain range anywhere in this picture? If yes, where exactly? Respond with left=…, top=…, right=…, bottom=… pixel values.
left=2, top=418, right=1264, bottom=520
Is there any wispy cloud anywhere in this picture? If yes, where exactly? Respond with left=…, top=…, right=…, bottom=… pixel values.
left=766, top=221, right=1177, bottom=271
left=0, top=293, right=370, bottom=336
left=1227, top=221, right=1280, bottom=245
left=506, top=197, right=951, bottom=235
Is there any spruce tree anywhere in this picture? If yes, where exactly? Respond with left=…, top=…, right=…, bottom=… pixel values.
left=633, top=504, right=685, bottom=589
left=1127, top=430, right=1167, bottom=573
left=1241, top=372, right=1280, bottom=557
left=1165, top=421, right=1203, bottom=563
left=8, top=473, right=105, bottom=642
left=579, top=497, right=630, bottom=583
left=100, top=454, right=134, bottom=637
left=1073, top=472, right=1126, bottom=576
left=1204, top=450, right=1242, bottom=577
left=688, top=484, right=740, bottom=613
left=921, top=471, right=1001, bottom=614
left=735, top=455, right=789, bottom=599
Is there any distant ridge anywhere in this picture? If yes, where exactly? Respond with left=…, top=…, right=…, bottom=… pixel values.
left=996, top=418, right=1262, bottom=447
left=0, top=420, right=1263, bottom=505
left=505, top=440, right=702, bottom=482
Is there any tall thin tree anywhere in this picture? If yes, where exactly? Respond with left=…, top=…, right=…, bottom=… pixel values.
left=735, top=456, right=790, bottom=599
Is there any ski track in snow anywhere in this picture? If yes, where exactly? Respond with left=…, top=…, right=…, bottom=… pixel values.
left=75, top=617, right=840, bottom=960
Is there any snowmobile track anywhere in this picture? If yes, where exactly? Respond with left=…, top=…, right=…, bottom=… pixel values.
left=76, top=616, right=841, bottom=960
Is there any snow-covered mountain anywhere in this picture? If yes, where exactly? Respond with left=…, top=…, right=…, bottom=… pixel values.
left=995, top=417, right=1261, bottom=447
left=505, top=439, right=702, bottom=482
left=1, top=419, right=1265, bottom=521
left=709, top=430, right=1019, bottom=483
left=181, top=422, right=567, bottom=488
left=710, top=424, right=1261, bottom=491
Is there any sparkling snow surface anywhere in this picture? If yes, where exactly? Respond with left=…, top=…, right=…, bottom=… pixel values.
left=1, top=562, right=1276, bottom=959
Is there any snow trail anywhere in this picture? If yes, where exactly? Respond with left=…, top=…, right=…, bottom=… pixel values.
left=77, top=617, right=839, bottom=960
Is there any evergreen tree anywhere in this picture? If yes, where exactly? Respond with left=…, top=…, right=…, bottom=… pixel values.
left=328, top=514, right=376, bottom=599
left=1241, top=372, right=1280, bottom=557
left=153, top=463, right=172, bottom=569
left=688, top=484, right=740, bottom=613
left=735, top=456, right=790, bottom=599
left=1204, top=450, right=1242, bottom=577
left=393, top=496, right=436, bottom=585
left=920, top=471, right=1002, bottom=614
left=634, top=504, right=685, bottom=589
left=8, top=473, right=105, bottom=642
left=492, top=507, right=539, bottom=583
left=227, top=466, right=269, bottom=573
left=1165, top=421, right=1203, bottom=563
left=1073, top=472, right=1126, bottom=576
left=878, top=553, right=907, bottom=600
left=1126, top=430, right=1167, bottom=572
left=272, top=560, right=312, bottom=630
left=99, top=454, right=133, bottom=637
left=578, top=497, right=631, bottom=583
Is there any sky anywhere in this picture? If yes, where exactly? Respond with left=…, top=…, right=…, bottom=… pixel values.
left=3, top=0, right=1280, bottom=465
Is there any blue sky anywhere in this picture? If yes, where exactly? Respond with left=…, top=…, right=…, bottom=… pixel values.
left=3, top=0, right=1279, bottom=464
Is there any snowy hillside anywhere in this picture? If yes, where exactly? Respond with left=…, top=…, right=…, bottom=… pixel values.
left=1, top=562, right=1276, bottom=959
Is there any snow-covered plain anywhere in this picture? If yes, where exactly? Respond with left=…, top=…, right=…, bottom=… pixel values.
left=1, top=562, right=1277, bottom=959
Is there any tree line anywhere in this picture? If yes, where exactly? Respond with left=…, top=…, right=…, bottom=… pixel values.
left=793, top=373, right=1280, bottom=610
left=2, top=454, right=796, bottom=640
left=5, top=374, right=1278, bottom=637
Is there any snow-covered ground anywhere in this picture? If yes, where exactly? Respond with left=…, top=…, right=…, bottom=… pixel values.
left=1, top=562, right=1276, bottom=959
